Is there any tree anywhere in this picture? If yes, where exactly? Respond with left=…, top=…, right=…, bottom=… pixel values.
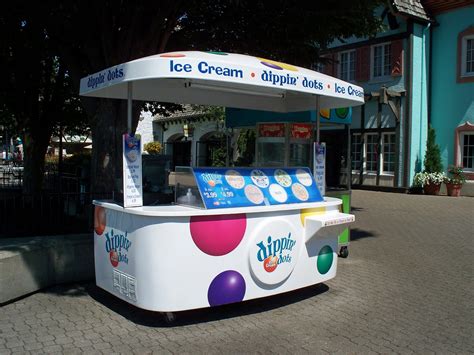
left=424, top=125, right=443, bottom=173
left=5, top=0, right=384, bottom=193
left=0, top=3, right=87, bottom=193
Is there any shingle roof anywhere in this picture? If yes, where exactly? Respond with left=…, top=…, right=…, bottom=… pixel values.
left=391, top=0, right=432, bottom=21
left=153, top=105, right=205, bottom=123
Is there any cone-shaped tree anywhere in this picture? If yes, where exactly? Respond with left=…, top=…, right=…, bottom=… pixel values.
left=424, top=126, right=443, bottom=173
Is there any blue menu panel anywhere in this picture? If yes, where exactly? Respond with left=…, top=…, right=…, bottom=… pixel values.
left=192, top=167, right=323, bottom=209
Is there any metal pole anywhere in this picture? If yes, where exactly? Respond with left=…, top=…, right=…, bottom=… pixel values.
left=315, top=96, right=320, bottom=143
left=127, top=82, right=133, bottom=133
left=346, top=124, right=351, bottom=191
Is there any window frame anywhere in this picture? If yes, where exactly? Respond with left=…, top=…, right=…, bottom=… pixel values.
left=338, top=49, right=356, bottom=82
left=460, top=131, right=474, bottom=173
left=461, top=35, right=474, bottom=77
left=351, top=133, right=362, bottom=172
left=457, top=26, right=474, bottom=83
left=454, top=122, right=474, bottom=180
left=365, top=133, right=379, bottom=174
left=371, top=42, right=392, bottom=81
left=381, top=132, right=396, bottom=175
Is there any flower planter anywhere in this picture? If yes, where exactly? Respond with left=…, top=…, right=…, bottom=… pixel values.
left=446, top=182, right=462, bottom=197
left=423, top=182, right=441, bottom=195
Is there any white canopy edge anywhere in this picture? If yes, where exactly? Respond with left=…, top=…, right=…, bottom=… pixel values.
left=79, top=51, right=364, bottom=112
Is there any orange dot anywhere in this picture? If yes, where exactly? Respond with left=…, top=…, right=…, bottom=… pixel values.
left=160, top=53, right=186, bottom=58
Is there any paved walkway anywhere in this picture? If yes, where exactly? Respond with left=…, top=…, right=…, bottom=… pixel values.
left=1, top=190, right=473, bottom=354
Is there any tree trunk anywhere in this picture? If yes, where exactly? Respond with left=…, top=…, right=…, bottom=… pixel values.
left=89, top=99, right=140, bottom=194
left=22, top=123, right=53, bottom=194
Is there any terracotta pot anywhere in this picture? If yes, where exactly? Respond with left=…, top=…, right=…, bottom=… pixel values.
left=423, top=182, right=441, bottom=195
left=446, top=182, right=462, bottom=197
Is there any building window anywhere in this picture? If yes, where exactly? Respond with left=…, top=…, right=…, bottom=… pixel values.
left=382, top=133, right=396, bottom=174
left=351, top=133, right=362, bottom=170
left=462, top=36, right=474, bottom=76
left=457, top=26, right=474, bottom=83
left=339, top=50, right=355, bottom=81
left=461, top=132, right=474, bottom=171
left=372, top=43, right=391, bottom=78
left=366, top=133, right=378, bottom=172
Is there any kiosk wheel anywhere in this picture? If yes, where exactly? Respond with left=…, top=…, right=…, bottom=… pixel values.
left=339, top=246, right=349, bottom=258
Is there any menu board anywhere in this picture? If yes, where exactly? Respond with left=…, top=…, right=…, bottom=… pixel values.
left=192, top=167, right=323, bottom=209
left=122, top=133, right=143, bottom=208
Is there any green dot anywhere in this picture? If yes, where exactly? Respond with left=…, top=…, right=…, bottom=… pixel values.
left=335, top=107, right=349, bottom=119
left=317, top=245, right=334, bottom=274
left=208, top=51, right=228, bottom=55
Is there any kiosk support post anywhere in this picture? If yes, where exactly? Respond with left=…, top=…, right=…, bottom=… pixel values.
left=127, top=82, right=133, bottom=132
left=315, top=96, right=320, bottom=143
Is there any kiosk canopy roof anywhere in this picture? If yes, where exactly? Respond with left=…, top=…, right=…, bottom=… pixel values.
left=80, top=51, right=364, bottom=112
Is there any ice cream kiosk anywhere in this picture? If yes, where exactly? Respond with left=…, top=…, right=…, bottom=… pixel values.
left=80, top=51, right=364, bottom=315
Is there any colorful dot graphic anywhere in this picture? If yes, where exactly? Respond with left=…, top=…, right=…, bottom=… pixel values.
left=257, top=57, right=298, bottom=72
left=208, top=270, right=246, bottom=307
left=299, top=207, right=326, bottom=226
left=207, top=51, right=229, bottom=55
left=159, top=53, right=186, bottom=58
left=319, top=108, right=331, bottom=120
left=190, top=214, right=247, bottom=256
left=317, top=245, right=334, bottom=275
left=335, top=107, right=349, bottom=119
left=94, top=206, right=106, bottom=235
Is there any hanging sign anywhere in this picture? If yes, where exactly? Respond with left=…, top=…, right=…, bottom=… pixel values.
left=122, top=133, right=143, bottom=207
left=313, top=142, right=326, bottom=196
left=290, top=123, right=312, bottom=139
left=258, top=123, right=285, bottom=137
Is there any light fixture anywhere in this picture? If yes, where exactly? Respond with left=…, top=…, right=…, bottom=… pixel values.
left=185, top=82, right=285, bottom=98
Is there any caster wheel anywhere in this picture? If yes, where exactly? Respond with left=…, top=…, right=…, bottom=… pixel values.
left=163, top=312, right=176, bottom=323
left=339, top=246, right=349, bottom=258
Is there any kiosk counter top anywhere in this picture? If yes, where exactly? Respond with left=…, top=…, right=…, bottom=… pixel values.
left=93, top=197, right=343, bottom=217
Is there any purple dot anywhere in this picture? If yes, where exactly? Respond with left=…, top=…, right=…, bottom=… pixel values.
left=261, top=61, right=283, bottom=70
left=208, top=270, right=246, bottom=307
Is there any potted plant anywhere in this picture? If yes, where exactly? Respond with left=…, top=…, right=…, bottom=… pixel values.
left=444, top=165, right=466, bottom=197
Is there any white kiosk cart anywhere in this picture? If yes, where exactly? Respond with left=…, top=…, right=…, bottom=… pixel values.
left=80, top=51, right=364, bottom=313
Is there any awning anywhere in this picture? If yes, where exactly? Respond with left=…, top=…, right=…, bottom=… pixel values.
left=79, top=51, right=364, bottom=112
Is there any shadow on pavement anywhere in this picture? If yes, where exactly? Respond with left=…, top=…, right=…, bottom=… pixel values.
left=85, top=282, right=329, bottom=327
left=349, top=228, right=376, bottom=242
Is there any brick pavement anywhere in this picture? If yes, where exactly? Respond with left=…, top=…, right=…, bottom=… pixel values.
left=0, top=190, right=473, bottom=354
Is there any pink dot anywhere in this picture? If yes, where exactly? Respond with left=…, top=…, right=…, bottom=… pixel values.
left=190, top=214, right=247, bottom=256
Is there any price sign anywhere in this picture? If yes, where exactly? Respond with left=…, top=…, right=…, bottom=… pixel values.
left=193, top=167, right=323, bottom=209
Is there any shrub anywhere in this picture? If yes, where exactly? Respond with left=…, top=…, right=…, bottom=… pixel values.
left=424, top=126, right=443, bottom=173
left=144, top=141, right=163, bottom=154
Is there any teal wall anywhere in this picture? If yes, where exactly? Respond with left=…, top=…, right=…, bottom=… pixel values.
left=430, top=7, right=474, bottom=170
left=408, top=22, right=430, bottom=184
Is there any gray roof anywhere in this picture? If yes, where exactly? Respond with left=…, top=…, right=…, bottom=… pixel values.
left=391, top=0, right=432, bottom=21
left=153, top=105, right=205, bottom=123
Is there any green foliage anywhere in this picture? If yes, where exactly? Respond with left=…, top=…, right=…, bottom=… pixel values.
left=208, top=145, right=227, bottom=167
left=235, top=129, right=256, bottom=166
left=424, top=126, right=443, bottom=173
left=144, top=141, right=163, bottom=154
left=446, top=165, right=466, bottom=185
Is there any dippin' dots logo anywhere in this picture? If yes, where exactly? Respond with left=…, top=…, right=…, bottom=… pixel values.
left=256, top=233, right=296, bottom=273
left=201, top=173, right=223, bottom=187
left=104, top=230, right=132, bottom=268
